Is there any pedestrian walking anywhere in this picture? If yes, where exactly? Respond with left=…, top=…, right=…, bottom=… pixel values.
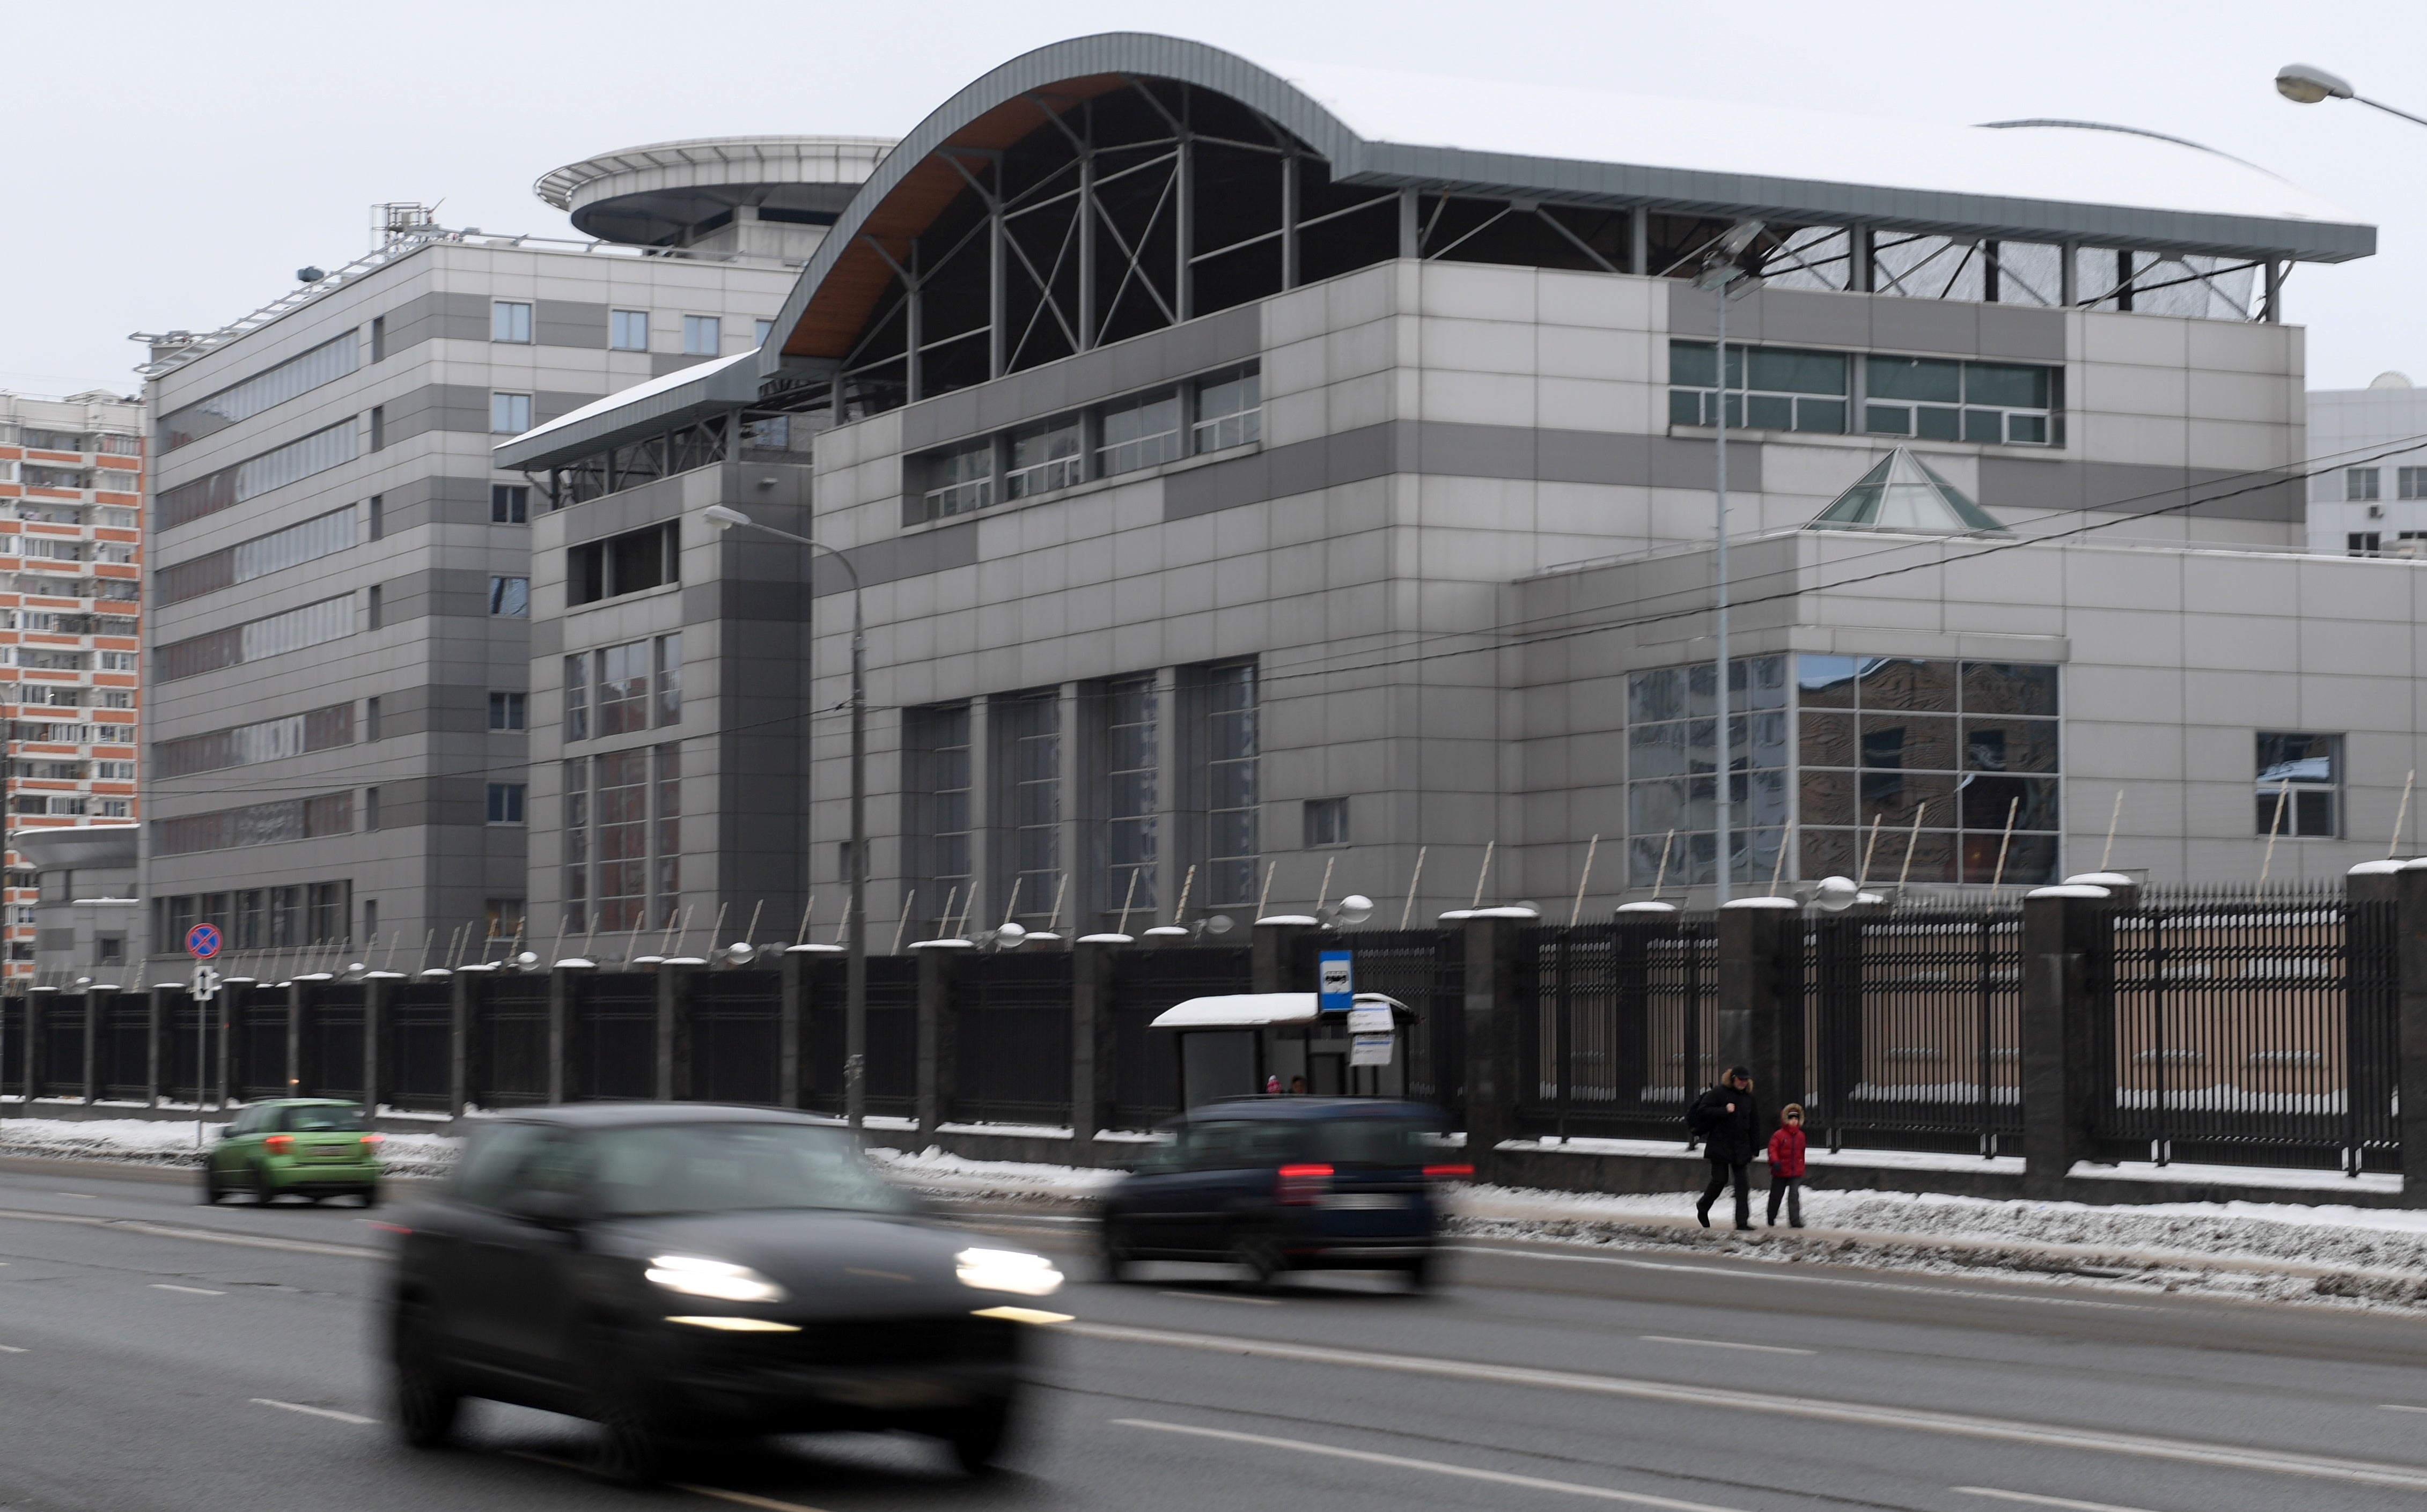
left=1766, top=1103, right=1808, bottom=1229
left=1687, top=1066, right=1759, bottom=1231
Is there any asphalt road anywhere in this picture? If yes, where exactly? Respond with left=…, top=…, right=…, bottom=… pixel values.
left=4, top=1157, right=2427, bottom=1512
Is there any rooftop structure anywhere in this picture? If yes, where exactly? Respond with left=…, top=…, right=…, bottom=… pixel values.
left=534, top=136, right=895, bottom=260
left=2307, top=372, right=2427, bottom=557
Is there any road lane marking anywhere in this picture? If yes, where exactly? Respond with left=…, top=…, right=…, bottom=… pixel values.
left=0, top=1206, right=378, bottom=1259
left=0, top=1345, right=25, bottom=1353
left=1639, top=1336, right=1814, bottom=1356
left=149, top=1283, right=224, bottom=1296
left=1062, top=1321, right=2427, bottom=1491
left=676, top=1485, right=839, bottom=1512
left=1160, top=1290, right=1282, bottom=1306
left=1446, top=1244, right=2156, bottom=1311
left=55, top=1193, right=94, bottom=1199
left=1116, top=1418, right=1746, bottom=1509
left=1954, top=1489, right=2160, bottom=1512
left=2382, top=1404, right=2427, bottom=1414
left=253, top=1398, right=374, bottom=1425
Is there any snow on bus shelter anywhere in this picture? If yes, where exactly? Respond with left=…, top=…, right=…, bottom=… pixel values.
left=1151, top=993, right=1418, bottom=1108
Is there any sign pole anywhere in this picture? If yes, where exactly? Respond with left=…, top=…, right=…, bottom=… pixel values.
left=184, top=924, right=223, bottom=1147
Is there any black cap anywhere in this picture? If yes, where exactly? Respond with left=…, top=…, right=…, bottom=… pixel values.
left=1725, top=1065, right=1752, bottom=1080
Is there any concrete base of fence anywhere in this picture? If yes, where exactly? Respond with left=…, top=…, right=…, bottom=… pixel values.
left=1485, top=1137, right=2410, bottom=1209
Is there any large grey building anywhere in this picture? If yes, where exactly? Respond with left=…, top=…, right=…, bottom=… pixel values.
left=2307, top=371, right=2427, bottom=558
left=500, top=34, right=2406, bottom=947
left=141, top=139, right=885, bottom=975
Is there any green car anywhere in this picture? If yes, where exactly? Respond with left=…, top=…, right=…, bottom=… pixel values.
left=199, top=1099, right=384, bottom=1207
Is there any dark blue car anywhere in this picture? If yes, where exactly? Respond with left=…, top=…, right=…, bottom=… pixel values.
left=1097, top=1098, right=1466, bottom=1289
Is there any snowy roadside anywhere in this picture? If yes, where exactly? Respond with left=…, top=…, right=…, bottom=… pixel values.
left=7, top=1117, right=2424, bottom=1308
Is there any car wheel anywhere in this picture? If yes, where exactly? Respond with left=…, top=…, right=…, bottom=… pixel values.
left=583, top=1324, right=668, bottom=1485
left=197, top=1167, right=221, bottom=1206
left=1229, top=1230, right=1284, bottom=1292
left=253, top=1165, right=277, bottom=1205
left=1404, top=1252, right=1436, bottom=1292
left=391, top=1304, right=460, bottom=1449
left=1100, top=1221, right=1141, bottom=1283
left=943, top=1397, right=1013, bottom=1474
left=358, top=1185, right=381, bottom=1209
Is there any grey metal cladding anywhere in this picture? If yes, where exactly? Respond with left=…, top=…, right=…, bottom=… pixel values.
left=810, top=519, right=978, bottom=597
left=650, top=352, right=722, bottom=379
left=381, top=475, right=503, bottom=534
left=900, top=305, right=1261, bottom=451
left=535, top=300, right=609, bottom=349
left=379, top=567, right=505, bottom=624
left=380, top=291, right=491, bottom=356
left=1666, top=282, right=2065, bottom=360
left=1976, top=456, right=2303, bottom=522
left=393, top=386, right=602, bottom=447
left=1161, top=422, right=1765, bottom=519
left=755, top=33, right=2366, bottom=379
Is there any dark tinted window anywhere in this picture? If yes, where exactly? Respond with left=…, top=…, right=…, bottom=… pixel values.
left=1317, top=1118, right=1438, bottom=1168
left=1181, top=1119, right=1304, bottom=1170
left=588, top=1123, right=908, bottom=1217
left=282, top=1104, right=365, bottom=1132
left=453, top=1123, right=550, bottom=1209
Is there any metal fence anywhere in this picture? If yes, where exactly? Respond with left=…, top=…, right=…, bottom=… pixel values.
left=1338, top=930, right=1467, bottom=1119
left=1109, top=945, right=1254, bottom=1129
left=2098, top=884, right=2394, bottom=1174
left=953, top=953, right=1073, bottom=1126
left=1516, top=918, right=1719, bottom=1141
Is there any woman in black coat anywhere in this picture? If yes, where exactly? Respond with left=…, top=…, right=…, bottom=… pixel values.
left=1689, top=1066, right=1760, bottom=1230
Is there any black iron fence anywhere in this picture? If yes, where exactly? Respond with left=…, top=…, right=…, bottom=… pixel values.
left=0, top=882, right=2418, bottom=1184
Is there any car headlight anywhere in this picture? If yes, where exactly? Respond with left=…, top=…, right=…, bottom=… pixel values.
left=644, top=1254, right=789, bottom=1304
left=955, top=1247, right=1064, bottom=1296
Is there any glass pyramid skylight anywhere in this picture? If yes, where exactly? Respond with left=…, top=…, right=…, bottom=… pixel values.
left=1805, top=448, right=2009, bottom=534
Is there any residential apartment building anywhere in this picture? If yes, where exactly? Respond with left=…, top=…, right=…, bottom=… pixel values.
left=141, top=138, right=884, bottom=975
left=0, top=392, right=143, bottom=982
left=500, top=35, right=2392, bottom=942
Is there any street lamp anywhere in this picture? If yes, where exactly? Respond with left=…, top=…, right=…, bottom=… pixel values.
left=1693, top=219, right=1765, bottom=905
left=702, top=502, right=869, bottom=1133
left=2276, top=63, right=2427, bottom=129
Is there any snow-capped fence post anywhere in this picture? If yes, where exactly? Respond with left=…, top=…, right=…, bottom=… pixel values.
left=79, top=990, right=98, bottom=1104
left=362, top=975, right=391, bottom=1114
left=447, top=968, right=475, bottom=1119
left=284, top=982, right=305, bottom=1098
left=545, top=962, right=576, bottom=1106
left=777, top=948, right=807, bottom=1110
left=144, top=984, right=170, bottom=1107
left=1070, top=936, right=1119, bottom=1164
left=2021, top=884, right=2113, bottom=1199
left=1460, top=913, right=1530, bottom=1165
left=1717, top=898, right=1801, bottom=1122
left=914, top=941, right=967, bottom=1141
left=2394, top=863, right=2427, bottom=1204
left=656, top=960, right=700, bottom=1102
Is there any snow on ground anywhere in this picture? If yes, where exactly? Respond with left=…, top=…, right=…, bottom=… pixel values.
left=0, top=1117, right=459, bottom=1179
left=867, top=1145, right=1123, bottom=1201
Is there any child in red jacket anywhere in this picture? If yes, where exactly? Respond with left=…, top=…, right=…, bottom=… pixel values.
left=1766, top=1104, right=1808, bottom=1229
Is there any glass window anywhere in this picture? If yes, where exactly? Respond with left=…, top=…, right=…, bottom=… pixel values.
left=1204, top=662, right=1259, bottom=906
left=2349, top=468, right=2383, bottom=502
left=610, top=309, right=648, bottom=351
left=1668, top=342, right=1846, bottom=434
left=1623, top=655, right=1792, bottom=888
left=1864, top=356, right=2056, bottom=447
left=486, top=784, right=525, bottom=823
left=682, top=315, right=721, bottom=356
left=654, top=632, right=681, bottom=726
left=564, top=653, right=589, bottom=740
left=491, top=393, right=532, bottom=434
left=907, top=705, right=973, bottom=933
left=1099, top=390, right=1183, bottom=475
left=998, top=692, right=1060, bottom=919
left=157, top=333, right=359, bottom=451
left=488, top=576, right=528, bottom=616
left=1194, top=367, right=1261, bottom=452
left=2400, top=467, right=2426, bottom=501
left=1005, top=416, right=1082, bottom=499
left=2348, top=532, right=2383, bottom=558
left=2256, top=732, right=2340, bottom=838
left=922, top=439, right=992, bottom=519
left=489, top=692, right=526, bottom=731
left=754, top=319, right=776, bottom=348
left=1304, top=796, right=1349, bottom=847
left=655, top=744, right=681, bottom=925
left=492, top=301, right=532, bottom=343
left=563, top=758, right=590, bottom=934
left=598, top=640, right=649, bottom=736
left=595, top=749, right=650, bottom=931
left=587, top=1123, right=908, bottom=1218
left=491, top=484, right=529, bottom=523
left=1103, top=675, right=1158, bottom=919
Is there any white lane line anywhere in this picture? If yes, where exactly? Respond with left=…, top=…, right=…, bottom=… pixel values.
left=1062, top=1320, right=2427, bottom=1491
left=1118, top=1418, right=1746, bottom=1510
left=1639, top=1335, right=1814, bottom=1356
left=1159, top=1290, right=1282, bottom=1306
left=55, top=1193, right=94, bottom=1200
left=0, top=1344, right=25, bottom=1353
left=510, top=1446, right=837, bottom=1510
left=0, top=1206, right=377, bottom=1259
left=1446, top=1244, right=2156, bottom=1311
left=149, top=1283, right=224, bottom=1296
left=1953, top=1488, right=2160, bottom=1512
left=2382, top=1404, right=2427, bottom=1414
left=252, top=1398, right=374, bottom=1425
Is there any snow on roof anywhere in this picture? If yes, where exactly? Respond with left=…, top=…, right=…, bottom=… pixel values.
left=1151, top=992, right=1412, bottom=1029
left=1276, top=60, right=2353, bottom=233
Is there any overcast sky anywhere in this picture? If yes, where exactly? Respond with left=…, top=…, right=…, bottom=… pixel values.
left=4, top=1, right=2421, bottom=399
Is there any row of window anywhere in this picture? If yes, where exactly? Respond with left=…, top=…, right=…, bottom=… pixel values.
left=10, top=427, right=141, bottom=456
left=17, top=462, right=138, bottom=491
left=903, top=661, right=1260, bottom=935
left=155, top=791, right=354, bottom=857
left=11, top=795, right=131, bottom=817
left=7, top=687, right=135, bottom=710
left=564, top=635, right=682, bottom=740
left=158, top=333, right=358, bottom=452
left=13, top=502, right=138, bottom=528
left=562, top=744, right=682, bottom=935
left=158, top=883, right=350, bottom=955
left=911, top=365, right=1262, bottom=525
left=156, top=703, right=354, bottom=779
left=492, top=301, right=770, bottom=356
left=2344, top=466, right=2427, bottom=503
left=1668, top=342, right=2061, bottom=447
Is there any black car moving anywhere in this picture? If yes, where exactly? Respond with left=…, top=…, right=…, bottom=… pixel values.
left=384, top=1104, right=1063, bottom=1479
left=1098, top=1097, right=1466, bottom=1287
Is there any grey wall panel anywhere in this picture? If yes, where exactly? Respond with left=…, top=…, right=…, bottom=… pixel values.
left=1665, top=280, right=2063, bottom=360
left=380, top=567, right=500, bottom=626
left=381, top=475, right=497, bottom=534
left=651, top=352, right=719, bottom=379
left=1977, top=457, right=2303, bottom=522
left=387, top=386, right=603, bottom=448
left=380, top=291, right=489, bottom=357
left=810, top=520, right=979, bottom=598
left=1976, top=304, right=2069, bottom=362
left=535, top=300, right=609, bottom=350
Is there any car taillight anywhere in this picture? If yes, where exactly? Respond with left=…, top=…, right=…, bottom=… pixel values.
left=265, top=1134, right=293, bottom=1154
left=1275, top=1163, right=1333, bottom=1205
left=360, top=1133, right=384, bottom=1147
left=1423, top=1163, right=1474, bottom=1182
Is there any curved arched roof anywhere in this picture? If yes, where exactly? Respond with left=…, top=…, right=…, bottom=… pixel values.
left=757, top=32, right=2369, bottom=375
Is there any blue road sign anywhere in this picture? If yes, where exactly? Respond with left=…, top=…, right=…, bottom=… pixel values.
left=185, top=923, right=221, bottom=960
left=1318, top=949, right=1352, bottom=1014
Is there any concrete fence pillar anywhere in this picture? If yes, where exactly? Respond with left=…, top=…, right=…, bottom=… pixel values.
left=2394, top=865, right=2427, bottom=1206
left=1252, top=919, right=1316, bottom=994
left=1070, top=939, right=1119, bottom=1162
left=915, top=944, right=969, bottom=1140
left=24, top=989, right=49, bottom=1103
left=1717, top=898, right=1800, bottom=1112
left=145, top=985, right=170, bottom=1107
left=778, top=949, right=807, bottom=1110
left=2022, top=884, right=2113, bottom=1199
left=363, top=977, right=393, bottom=1113
left=214, top=984, right=237, bottom=1109
left=656, top=962, right=700, bottom=1102
left=547, top=966, right=577, bottom=1105
left=448, top=971, right=475, bottom=1118
left=1460, top=913, right=1531, bottom=1163
left=80, top=991, right=99, bottom=1104
left=286, top=983, right=306, bottom=1098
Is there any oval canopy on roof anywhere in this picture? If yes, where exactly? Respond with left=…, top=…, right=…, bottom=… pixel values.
left=759, top=32, right=2369, bottom=375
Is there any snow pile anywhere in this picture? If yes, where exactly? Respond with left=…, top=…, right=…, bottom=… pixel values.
left=869, top=1145, right=1122, bottom=1204
left=0, top=1116, right=460, bottom=1179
